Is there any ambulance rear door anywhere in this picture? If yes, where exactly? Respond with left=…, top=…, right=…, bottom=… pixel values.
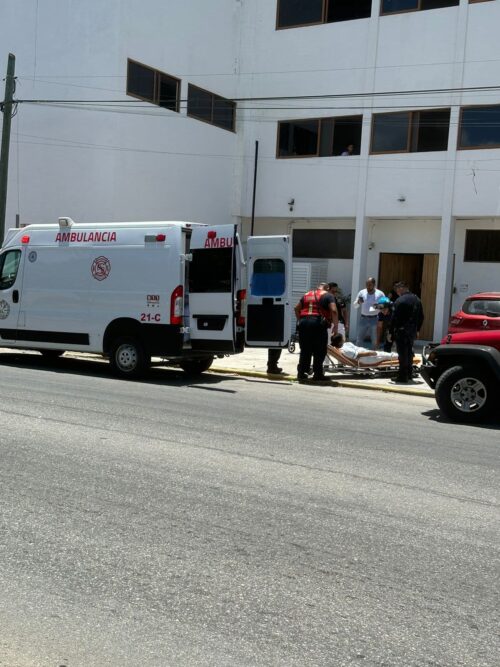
left=188, top=224, right=237, bottom=352
left=245, top=235, right=292, bottom=347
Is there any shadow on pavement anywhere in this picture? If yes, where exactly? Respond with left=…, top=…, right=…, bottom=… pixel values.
left=0, top=351, right=246, bottom=392
left=422, top=408, right=500, bottom=429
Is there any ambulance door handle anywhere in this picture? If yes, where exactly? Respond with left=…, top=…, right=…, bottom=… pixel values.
left=12, top=290, right=19, bottom=304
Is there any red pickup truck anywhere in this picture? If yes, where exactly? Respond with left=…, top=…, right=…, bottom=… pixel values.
left=421, top=330, right=500, bottom=423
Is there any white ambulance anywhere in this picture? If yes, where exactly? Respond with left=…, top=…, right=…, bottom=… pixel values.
left=0, top=218, right=291, bottom=378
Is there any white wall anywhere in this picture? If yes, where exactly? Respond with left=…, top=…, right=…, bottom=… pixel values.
left=451, top=217, right=500, bottom=313
left=1, top=0, right=240, bottom=228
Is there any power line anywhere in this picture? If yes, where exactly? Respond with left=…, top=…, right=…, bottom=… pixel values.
left=13, top=83, right=500, bottom=106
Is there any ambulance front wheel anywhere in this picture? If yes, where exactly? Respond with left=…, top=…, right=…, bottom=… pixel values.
left=179, top=356, right=214, bottom=376
left=109, top=336, right=150, bottom=379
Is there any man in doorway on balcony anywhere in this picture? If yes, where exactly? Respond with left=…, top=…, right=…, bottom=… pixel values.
left=354, top=277, right=385, bottom=349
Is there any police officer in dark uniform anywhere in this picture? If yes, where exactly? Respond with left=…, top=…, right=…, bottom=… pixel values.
left=294, top=283, right=338, bottom=381
left=390, top=281, right=424, bottom=383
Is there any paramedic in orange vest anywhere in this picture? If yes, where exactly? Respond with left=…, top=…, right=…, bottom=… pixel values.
left=294, top=283, right=339, bottom=381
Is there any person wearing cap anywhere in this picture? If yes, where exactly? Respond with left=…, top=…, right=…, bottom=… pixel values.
left=375, top=296, right=393, bottom=352
left=354, top=277, right=385, bottom=349
left=390, top=281, right=424, bottom=384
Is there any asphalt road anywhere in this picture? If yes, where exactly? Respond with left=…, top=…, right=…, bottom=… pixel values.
left=0, top=353, right=498, bottom=667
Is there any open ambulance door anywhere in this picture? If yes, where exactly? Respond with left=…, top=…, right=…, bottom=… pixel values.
left=188, top=224, right=237, bottom=353
left=245, top=235, right=292, bottom=347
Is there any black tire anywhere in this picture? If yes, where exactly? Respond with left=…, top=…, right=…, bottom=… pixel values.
left=179, top=356, right=214, bottom=376
left=435, top=365, right=494, bottom=423
left=39, top=350, right=64, bottom=359
left=109, top=336, right=150, bottom=379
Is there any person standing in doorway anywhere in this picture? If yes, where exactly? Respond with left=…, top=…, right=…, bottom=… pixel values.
left=355, top=277, right=385, bottom=349
left=390, top=281, right=424, bottom=384
left=294, top=284, right=338, bottom=382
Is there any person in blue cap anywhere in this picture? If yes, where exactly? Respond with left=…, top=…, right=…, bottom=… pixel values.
left=375, top=296, right=394, bottom=352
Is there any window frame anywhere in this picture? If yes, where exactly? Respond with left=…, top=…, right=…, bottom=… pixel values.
left=370, top=108, right=450, bottom=155
left=126, top=58, right=180, bottom=112
left=277, top=114, right=363, bottom=158
left=458, top=104, right=500, bottom=151
left=0, top=249, right=22, bottom=290
left=276, top=0, right=372, bottom=30
left=464, top=230, right=500, bottom=263
left=380, top=0, right=459, bottom=17
left=187, top=83, right=236, bottom=133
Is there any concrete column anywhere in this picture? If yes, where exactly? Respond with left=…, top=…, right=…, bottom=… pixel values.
left=434, top=0, right=470, bottom=339
left=349, top=7, right=380, bottom=341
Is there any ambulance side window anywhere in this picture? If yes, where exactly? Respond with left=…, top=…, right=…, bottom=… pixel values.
left=190, top=248, right=233, bottom=293
left=251, top=259, right=285, bottom=296
left=0, top=250, right=21, bottom=290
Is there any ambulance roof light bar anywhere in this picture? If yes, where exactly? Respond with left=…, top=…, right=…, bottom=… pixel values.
left=58, top=216, right=75, bottom=227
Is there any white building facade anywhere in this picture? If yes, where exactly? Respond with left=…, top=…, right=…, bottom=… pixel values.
left=1, top=0, right=500, bottom=339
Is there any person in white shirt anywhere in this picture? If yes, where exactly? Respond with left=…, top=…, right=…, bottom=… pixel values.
left=330, top=334, right=398, bottom=366
left=354, top=277, right=385, bottom=349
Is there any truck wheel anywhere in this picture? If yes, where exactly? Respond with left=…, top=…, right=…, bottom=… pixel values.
left=179, top=356, right=214, bottom=376
left=435, top=365, right=493, bottom=423
left=109, top=337, right=149, bottom=379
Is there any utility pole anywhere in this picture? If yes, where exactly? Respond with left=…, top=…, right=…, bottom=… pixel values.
left=0, top=53, right=16, bottom=243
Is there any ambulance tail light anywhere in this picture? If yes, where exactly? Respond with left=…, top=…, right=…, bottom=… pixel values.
left=236, top=289, right=247, bottom=327
left=170, top=285, right=184, bottom=326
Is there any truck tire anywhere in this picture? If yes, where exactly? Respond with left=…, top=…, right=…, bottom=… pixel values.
left=179, top=356, right=214, bottom=376
left=109, top=336, right=150, bottom=379
left=435, top=364, right=494, bottom=423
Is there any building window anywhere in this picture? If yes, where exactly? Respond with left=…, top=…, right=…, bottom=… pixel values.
left=277, top=0, right=371, bottom=29
left=370, top=109, right=450, bottom=154
left=278, top=115, right=362, bottom=157
left=293, top=230, right=355, bottom=259
left=458, top=105, right=500, bottom=150
left=126, top=59, right=180, bottom=112
left=381, top=0, right=458, bottom=14
left=187, top=84, right=236, bottom=132
left=464, top=230, right=500, bottom=262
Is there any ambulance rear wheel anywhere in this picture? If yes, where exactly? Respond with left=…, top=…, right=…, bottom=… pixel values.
left=179, top=356, right=214, bottom=376
left=110, top=337, right=149, bottom=379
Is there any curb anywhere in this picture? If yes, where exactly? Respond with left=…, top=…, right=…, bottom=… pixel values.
left=210, top=367, right=434, bottom=398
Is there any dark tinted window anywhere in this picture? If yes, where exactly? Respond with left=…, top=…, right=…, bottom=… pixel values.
left=213, top=96, right=235, bottom=131
left=331, top=115, right=363, bottom=155
left=157, top=73, right=179, bottom=111
left=464, top=230, right=500, bottom=262
left=459, top=106, right=500, bottom=149
left=421, top=0, right=458, bottom=8
left=293, top=230, right=355, bottom=259
left=412, top=109, right=450, bottom=152
left=279, top=119, right=319, bottom=156
left=327, top=0, right=371, bottom=22
left=127, top=61, right=155, bottom=102
left=372, top=110, right=449, bottom=153
left=188, top=86, right=213, bottom=122
left=251, top=259, right=286, bottom=296
left=372, top=112, right=410, bottom=153
left=277, top=0, right=323, bottom=28
left=382, top=0, right=418, bottom=11
left=187, top=85, right=236, bottom=132
left=189, top=248, right=233, bottom=293
left=0, top=249, right=21, bottom=290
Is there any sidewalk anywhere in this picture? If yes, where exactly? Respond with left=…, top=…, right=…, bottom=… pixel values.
left=211, top=347, right=434, bottom=398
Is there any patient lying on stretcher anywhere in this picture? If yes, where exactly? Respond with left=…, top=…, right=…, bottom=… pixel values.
left=330, top=333, right=399, bottom=366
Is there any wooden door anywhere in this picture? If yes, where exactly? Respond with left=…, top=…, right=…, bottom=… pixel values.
left=419, top=253, right=439, bottom=340
left=378, top=253, right=423, bottom=297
